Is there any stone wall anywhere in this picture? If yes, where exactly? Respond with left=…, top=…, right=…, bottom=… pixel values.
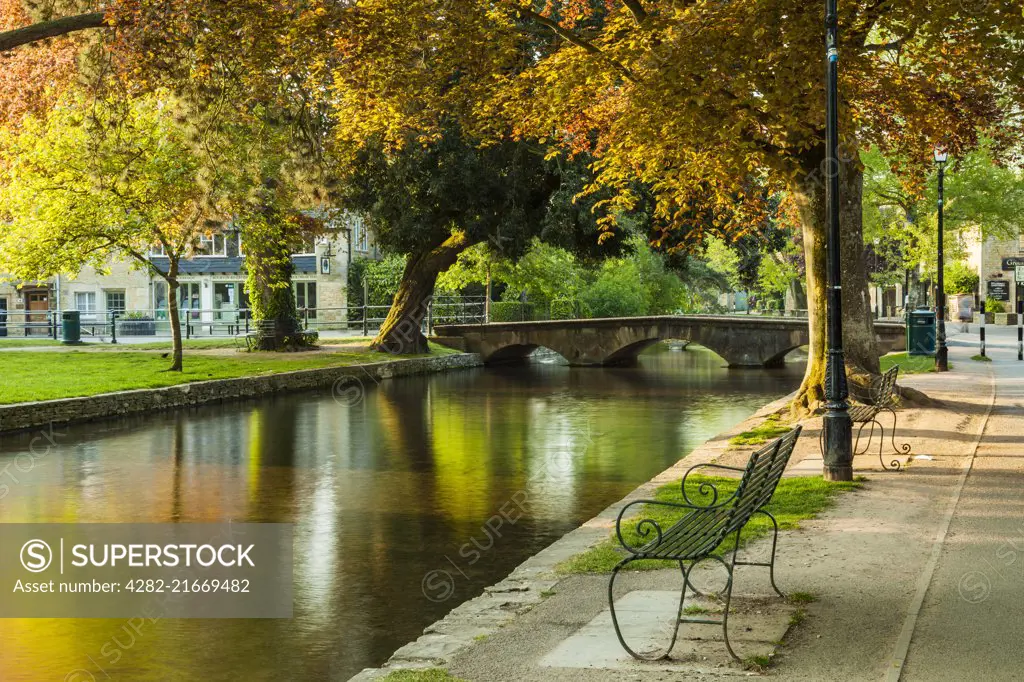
left=0, top=353, right=483, bottom=436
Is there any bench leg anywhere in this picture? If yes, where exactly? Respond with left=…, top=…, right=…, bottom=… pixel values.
left=882, top=407, right=911, bottom=467
left=853, top=419, right=876, bottom=456
left=608, top=557, right=687, bottom=660
left=732, top=510, right=787, bottom=599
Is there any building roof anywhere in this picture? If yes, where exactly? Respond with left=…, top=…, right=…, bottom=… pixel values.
left=149, top=256, right=318, bottom=275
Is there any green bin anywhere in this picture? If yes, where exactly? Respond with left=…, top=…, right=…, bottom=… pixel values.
left=61, top=310, right=81, bottom=344
left=906, top=309, right=935, bottom=356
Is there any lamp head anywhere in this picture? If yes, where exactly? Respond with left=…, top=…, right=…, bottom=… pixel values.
left=934, top=148, right=949, bottom=164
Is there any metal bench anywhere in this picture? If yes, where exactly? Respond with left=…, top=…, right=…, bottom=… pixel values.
left=818, top=365, right=910, bottom=471
left=609, top=426, right=802, bottom=663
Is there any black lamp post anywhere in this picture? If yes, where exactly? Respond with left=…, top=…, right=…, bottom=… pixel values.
left=822, top=0, right=853, bottom=481
left=934, top=148, right=949, bottom=372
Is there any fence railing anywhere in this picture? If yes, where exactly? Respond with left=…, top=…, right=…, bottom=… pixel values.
left=0, top=297, right=827, bottom=342
left=0, top=296, right=490, bottom=342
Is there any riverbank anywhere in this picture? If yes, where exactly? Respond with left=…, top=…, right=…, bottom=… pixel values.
left=0, top=348, right=482, bottom=434
left=351, top=326, right=1014, bottom=681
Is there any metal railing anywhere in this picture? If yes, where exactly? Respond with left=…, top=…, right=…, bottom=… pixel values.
left=0, top=296, right=491, bottom=342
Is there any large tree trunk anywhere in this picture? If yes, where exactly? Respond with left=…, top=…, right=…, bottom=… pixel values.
left=165, top=264, right=183, bottom=372
left=242, top=201, right=310, bottom=352
left=371, top=232, right=473, bottom=354
left=790, top=145, right=881, bottom=413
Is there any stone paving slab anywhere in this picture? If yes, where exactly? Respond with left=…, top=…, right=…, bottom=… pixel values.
left=539, top=590, right=793, bottom=672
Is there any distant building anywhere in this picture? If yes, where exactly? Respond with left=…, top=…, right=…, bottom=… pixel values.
left=0, top=211, right=381, bottom=335
left=965, top=228, right=1024, bottom=316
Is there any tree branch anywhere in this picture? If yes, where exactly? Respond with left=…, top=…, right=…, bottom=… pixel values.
left=0, top=12, right=109, bottom=53
left=515, top=6, right=637, bottom=82
left=620, top=0, right=648, bottom=25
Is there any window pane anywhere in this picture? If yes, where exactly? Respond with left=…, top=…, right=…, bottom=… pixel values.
left=154, top=282, right=168, bottom=312
left=226, top=232, right=240, bottom=258
left=105, top=291, right=125, bottom=312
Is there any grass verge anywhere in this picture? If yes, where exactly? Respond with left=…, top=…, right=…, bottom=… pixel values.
left=0, top=343, right=459, bottom=404
left=558, top=475, right=861, bottom=574
left=729, top=414, right=791, bottom=446
left=880, top=352, right=951, bottom=374
left=0, top=338, right=67, bottom=347
left=381, top=670, right=467, bottom=682
left=971, top=354, right=992, bottom=362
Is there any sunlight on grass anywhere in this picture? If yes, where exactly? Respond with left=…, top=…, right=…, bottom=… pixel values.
left=381, top=670, right=467, bottom=682
left=0, top=342, right=461, bottom=404
left=729, top=414, right=790, bottom=446
left=880, top=352, right=950, bottom=374
left=558, top=475, right=861, bottom=574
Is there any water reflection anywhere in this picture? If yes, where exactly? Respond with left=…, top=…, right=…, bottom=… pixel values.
left=0, top=345, right=801, bottom=680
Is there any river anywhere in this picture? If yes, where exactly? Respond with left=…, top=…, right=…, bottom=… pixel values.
left=0, top=345, right=802, bottom=681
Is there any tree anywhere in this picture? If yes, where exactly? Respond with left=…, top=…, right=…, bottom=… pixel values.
left=864, top=145, right=1024, bottom=301
left=329, top=0, right=1024, bottom=411
left=0, top=3, right=108, bottom=54
left=338, top=127, right=623, bottom=352
left=0, top=93, right=221, bottom=370
left=0, top=0, right=90, bottom=126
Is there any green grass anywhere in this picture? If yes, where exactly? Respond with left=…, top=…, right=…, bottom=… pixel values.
left=729, top=414, right=791, bottom=446
left=787, top=591, right=818, bottom=605
left=558, top=475, right=862, bottom=574
left=0, top=343, right=459, bottom=404
left=381, top=670, right=467, bottom=682
left=971, top=354, right=993, bottom=362
left=0, top=338, right=67, bottom=347
left=880, top=352, right=952, bottom=374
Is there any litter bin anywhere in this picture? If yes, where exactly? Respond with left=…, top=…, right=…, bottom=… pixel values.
left=907, top=309, right=936, bottom=356
left=61, top=310, right=81, bottom=344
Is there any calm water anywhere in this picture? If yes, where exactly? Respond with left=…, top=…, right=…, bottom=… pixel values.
left=0, top=346, right=801, bottom=681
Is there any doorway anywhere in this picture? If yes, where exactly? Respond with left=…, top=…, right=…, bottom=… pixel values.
left=24, top=289, right=49, bottom=336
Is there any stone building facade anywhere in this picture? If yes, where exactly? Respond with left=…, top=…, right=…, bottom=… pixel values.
left=0, top=212, right=380, bottom=335
left=965, top=228, right=1024, bottom=317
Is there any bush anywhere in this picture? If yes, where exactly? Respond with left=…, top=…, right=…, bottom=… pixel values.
left=945, top=262, right=979, bottom=295
left=985, top=297, right=1006, bottom=314
left=550, top=298, right=590, bottom=320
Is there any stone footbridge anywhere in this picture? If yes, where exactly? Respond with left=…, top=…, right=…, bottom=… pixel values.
left=433, top=315, right=906, bottom=368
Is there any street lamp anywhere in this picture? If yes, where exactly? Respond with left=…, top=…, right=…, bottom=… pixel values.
left=821, top=0, right=853, bottom=481
left=934, top=148, right=949, bottom=372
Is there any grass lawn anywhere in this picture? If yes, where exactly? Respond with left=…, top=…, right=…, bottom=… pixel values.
left=381, top=670, right=466, bottom=682
left=728, top=414, right=791, bottom=446
left=0, top=343, right=459, bottom=404
left=880, top=352, right=950, bottom=374
left=0, top=338, right=68, bottom=347
left=558, top=474, right=862, bottom=574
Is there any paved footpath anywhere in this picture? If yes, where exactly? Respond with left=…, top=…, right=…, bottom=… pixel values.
left=354, top=324, right=1024, bottom=681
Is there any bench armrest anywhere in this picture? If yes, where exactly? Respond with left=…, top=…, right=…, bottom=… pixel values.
left=681, top=463, right=745, bottom=506
left=614, top=497, right=731, bottom=555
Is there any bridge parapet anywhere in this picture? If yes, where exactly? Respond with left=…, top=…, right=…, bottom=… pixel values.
left=433, top=315, right=905, bottom=368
